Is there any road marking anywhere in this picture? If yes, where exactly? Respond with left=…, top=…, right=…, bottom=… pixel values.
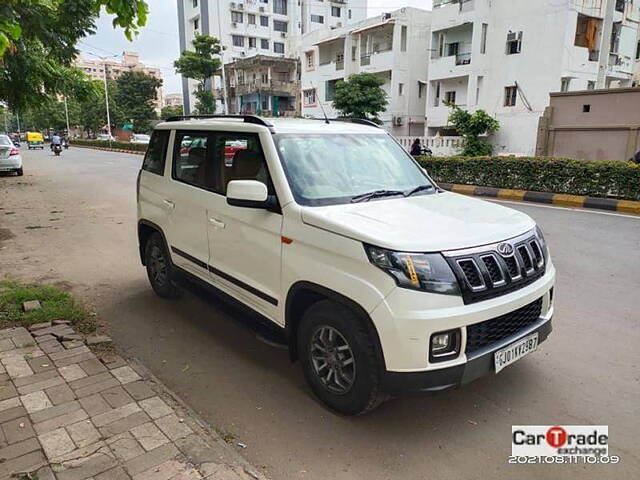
left=488, top=199, right=640, bottom=220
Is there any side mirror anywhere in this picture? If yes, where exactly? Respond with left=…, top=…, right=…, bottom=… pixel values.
left=227, top=180, right=276, bottom=209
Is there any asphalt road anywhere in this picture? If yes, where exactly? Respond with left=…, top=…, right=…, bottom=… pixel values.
left=1, top=147, right=639, bottom=480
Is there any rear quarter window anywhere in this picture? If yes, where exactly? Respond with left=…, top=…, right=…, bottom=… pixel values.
left=142, top=130, right=170, bottom=175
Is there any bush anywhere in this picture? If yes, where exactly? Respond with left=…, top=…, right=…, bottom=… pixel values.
left=70, top=138, right=147, bottom=153
left=417, top=156, right=640, bottom=201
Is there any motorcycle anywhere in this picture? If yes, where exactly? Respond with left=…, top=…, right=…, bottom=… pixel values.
left=53, top=144, right=62, bottom=156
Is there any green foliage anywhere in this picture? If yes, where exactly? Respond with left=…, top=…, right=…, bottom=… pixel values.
left=0, top=280, right=89, bottom=329
left=115, top=71, right=161, bottom=133
left=77, top=80, right=124, bottom=133
left=174, top=34, right=221, bottom=114
left=447, top=106, right=500, bottom=156
left=72, top=138, right=147, bottom=152
left=332, top=73, right=388, bottom=122
left=0, top=0, right=148, bottom=111
left=160, top=105, right=184, bottom=120
left=417, top=156, right=640, bottom=201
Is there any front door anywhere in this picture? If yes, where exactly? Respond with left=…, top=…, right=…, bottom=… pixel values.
left=206, top=131, right=283, bottom=322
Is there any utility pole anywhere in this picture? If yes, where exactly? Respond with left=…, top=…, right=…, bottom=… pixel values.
left=64, top=96, right=71, bottom=137
left=88, top=53, right=118, bottom=140
left=596, top=0, right=616, bottom=89
left=216, top=0, right=228, bottom=114
left=16, top=112, right=21, bottom=137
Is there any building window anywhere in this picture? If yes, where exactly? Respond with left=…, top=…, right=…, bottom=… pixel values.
left=232, top=11, right=243, bottom=23
left=418, top=82, right=425, bottom=98
left=193, top=18, right=199, bottom=31
left=260, top=15, right=268, bottom=27
left=560, top=77, right=571, bottom=92
left=325, top=79, right=341, bottom=101
left=351, top=45, right=357, bottom=61
left=273, top=20, right=288, bottom=32
left=504, top=86, right=517, bottom=106
left=274, top=42, right=285, bottom=54
left=331, top=6, right=341, bottom=17
left=447, top=42, right=459, bottom=56
left=249, top=37, right=257, bottom=48
left=303, top=89, right=316, bottom=106
left=506, top=31, right=522, bottom=54
left=582, top=104, right=591, bottom=113
left=232, top=35, right=245, bottom=47
left=587, top=80, right=596, bottom=90
left=192, top=0, right=198, bottom=7
left=398, top=83, right=404, bottom=96
left=248, top=14, right=256, bottom=25
left=305, top=51, right=314, bottom=69
left=401, top=26, right=407, bottom=52
left=480, top=23, right=488, bottom=54
left=261, top=38, right=269, bottom=49
left=444, top=91, right=456, bottom=105
left=262, top=100, right=269, bottom=111
left=348, top=9, right=352, bottom=19
left=311, top=15, right=324, bottom=23
left=636, top=40, right=640, bottom=60
left=273, top=0, right=287, bottom=15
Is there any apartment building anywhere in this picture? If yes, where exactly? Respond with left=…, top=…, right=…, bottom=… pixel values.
left=177, top=0, right=368, bottom=114
left=300, top=7, right=432, bottom=135
left=75, top=52, right=163, bottom=111
left=163, top=93, right=184, bottom=107
left=425, top=0, right=640, bottom=155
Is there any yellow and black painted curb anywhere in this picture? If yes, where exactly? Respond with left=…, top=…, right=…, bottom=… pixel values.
left=439, top=183, right=640, bottom=215
left=71, top=144, right=144, bottom=155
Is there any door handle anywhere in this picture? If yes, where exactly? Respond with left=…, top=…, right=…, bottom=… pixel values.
left=209, top=217, right=226, bottom=229
left=163, top=199, right=175, bottom=210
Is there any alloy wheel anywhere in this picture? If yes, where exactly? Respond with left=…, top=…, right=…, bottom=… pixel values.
left=309, top=325, right=356, bottom=394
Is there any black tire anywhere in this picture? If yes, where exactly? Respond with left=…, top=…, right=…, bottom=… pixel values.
left=297, top=300, right=388, bottom=415
left=144, top=232, right=181, bottom=299
left=16, top=168, right=23, bottom=176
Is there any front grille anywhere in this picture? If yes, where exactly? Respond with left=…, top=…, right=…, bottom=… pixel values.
left=444, top=232, right=546, bottom=304
left=465, top=297, right=543, bottom=355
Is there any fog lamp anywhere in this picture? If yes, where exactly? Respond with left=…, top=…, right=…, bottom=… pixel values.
left=429, top=329, right=460, bottom=362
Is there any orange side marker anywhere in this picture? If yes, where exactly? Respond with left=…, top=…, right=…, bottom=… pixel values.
left=281, top=236, right=293, bottom=244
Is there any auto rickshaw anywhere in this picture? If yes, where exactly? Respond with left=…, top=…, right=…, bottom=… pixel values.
left=26, top=131, right=45, bottom=150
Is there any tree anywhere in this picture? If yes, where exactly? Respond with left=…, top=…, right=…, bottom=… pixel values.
left=174, top=34, right=221, bottom=114
left=0, top=0, right=148, bottom=111
left=332, top=73, right=388, bottom=123
left=447, top=106, right=500, bottom=156
left=115, top=71, right=161, bottom=132
left=161, top=105, right=184, bottom=120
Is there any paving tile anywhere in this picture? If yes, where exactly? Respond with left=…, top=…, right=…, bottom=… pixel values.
left=69, top=372, right=113, bottom=391
left=154, top=414, right=193, bottom=442
left=1, top=416, right=36, bottom=444
left=17, top=376, right=66, bottom=396
left=40, top=340, right=65, bottom=355
left=92, top=402, right=141, bottom=427
left=78, top=358, right=108, bottom=376
left=95, top=466, right=131, bottom=480
left=130, top=422, right=170, bottom=451
left=46, top=382, right=76, bottom=405
left=49, top=345, right=90, bottom=361
left=0, top=449, right=46, bottom=478
left=0, top=381, right=18, bottom=401
left=102, top=385, right=135, bottom=409
left=103, top=355, right=128, bottom=370
left=55, top=449, right=118, bottom=480
left=55, top=351, right=96, bottom=368
left=0, top=339, right=15, bottom=352
left=62, top=340, right=85, bottom=350
left=139, top=397, right=172, bottom=421
left=0, top=347, right=42, bottom=361
left=35, top=334, right=57, bottom=344
left=31, top=400, right=81, bottom=424
left=75, top=377, right=120, bottom=398
left=59, top=364, right=88, bottom=382
left=108, top=432, right=146, bottom=463
left=2, top=355, right=34, bottom=378
left=123, top=381, right=155, bottom=401
left=10, top=330, right=35, bottom=348
left=14, top=369, right=60, bottom=388
left=0, top=397, right=21, bottom=413
left=27, top=355, right=55, bottom=373
left=34, top=408, right=88, bottom=435
left=79, top=394, right=111, bottom=417
left=0, top=437, right=41, bottom=461
left=29, top=321, right=52, bottom=331
left=98, top=411, right=151, bottom=438
left=40, top=427, right=76, bottom=460
left=20, top=390, right=53, bottom=413
left=67, top=419, right=101, bottom=448
left=123, top=443, right=179, bottom=477
left=134, top=459, right=198, bottom=480
left=36, top=465, right=57, bottom=480
left=0, top=405, right=28, bottom=424
left=111, top=366, right=141, bottom=385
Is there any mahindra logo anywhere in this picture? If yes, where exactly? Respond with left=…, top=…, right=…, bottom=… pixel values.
left=497, top=242, right=514, bottom=257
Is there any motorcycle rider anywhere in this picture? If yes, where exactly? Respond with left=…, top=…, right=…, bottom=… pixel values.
left=51, top=133, right=62, bottom=151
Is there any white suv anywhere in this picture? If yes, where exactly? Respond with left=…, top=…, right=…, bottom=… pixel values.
left=137, top=116, right=555, bottom=415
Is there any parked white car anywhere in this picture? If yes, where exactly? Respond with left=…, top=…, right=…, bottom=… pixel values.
left=96, top=134, right=115, bottom=141
left=136, top=116, right=555, bottom=414
left=131, top=134, right=150, bottom=144
left=0, top=135, right=23, bottom=176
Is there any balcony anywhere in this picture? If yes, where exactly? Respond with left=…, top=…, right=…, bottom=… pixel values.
left=359, top=48, right=393, bottom=71
left=455, top=52, right=471, bottom=65
left=430, top=53, right=472, bottom=80
left=234, top=79, right=300, bottom=97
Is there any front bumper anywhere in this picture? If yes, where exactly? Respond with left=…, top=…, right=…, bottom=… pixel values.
left=381, top=314, right=553, bottom=395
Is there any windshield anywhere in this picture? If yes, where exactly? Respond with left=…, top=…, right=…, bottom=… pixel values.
left=0, top=136, right=12, bottom=146
left=273, top=134, right=435, bottom=206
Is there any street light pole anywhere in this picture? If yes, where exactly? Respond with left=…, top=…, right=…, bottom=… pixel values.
left=64, top=96, right=71, bottom=137
left=102, top=62, right=112, bottom=140
left=216, top=0, right=228, bottom=114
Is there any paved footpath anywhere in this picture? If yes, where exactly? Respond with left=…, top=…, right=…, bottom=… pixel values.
left=0, top=324, right=264, bottom=480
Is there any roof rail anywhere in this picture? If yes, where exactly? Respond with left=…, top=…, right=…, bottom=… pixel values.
left=164, top=114, right=275, bottom=132
left=307, top=117, right=381, bottom=128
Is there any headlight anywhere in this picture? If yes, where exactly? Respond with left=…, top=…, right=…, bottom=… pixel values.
left=364, top=245, right=460, bottom=295
left=535, top=225, right=549, bottom=259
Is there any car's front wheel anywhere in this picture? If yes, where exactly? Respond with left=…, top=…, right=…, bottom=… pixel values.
left=144, top=232, right=181, bottom=299
left=16, top=168, right=23, bottom=176
left=298, top=300, right=387, bottom=415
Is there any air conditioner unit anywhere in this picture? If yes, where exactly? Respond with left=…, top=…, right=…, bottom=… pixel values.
left=393, top=116, right=403, bottom=126
left=506, top=31, right=517, bottom=42
left=382, top=12, right=392, bottom=20
left=336, top=22, right=342, bottom=27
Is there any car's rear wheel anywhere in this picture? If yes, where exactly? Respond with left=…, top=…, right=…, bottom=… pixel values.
left=298, top=300, right=387, bottom=415
left=144, top=232, right=181, bottom=299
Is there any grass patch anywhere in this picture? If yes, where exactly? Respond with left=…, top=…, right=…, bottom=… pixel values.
left=0, top=280, right=94, bottom=331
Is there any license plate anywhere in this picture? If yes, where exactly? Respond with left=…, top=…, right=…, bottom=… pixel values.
left=494, top=332, right=538, bottom=373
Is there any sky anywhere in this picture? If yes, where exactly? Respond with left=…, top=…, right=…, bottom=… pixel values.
left=79, top=0, right=433, bottom=95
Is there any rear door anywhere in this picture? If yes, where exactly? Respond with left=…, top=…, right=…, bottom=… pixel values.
left=162, top=130, right=216, bottom=280
left=137, top=129, right=170, bottom=229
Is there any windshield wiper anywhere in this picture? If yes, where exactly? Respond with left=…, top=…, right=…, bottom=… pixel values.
left=404, top=184, right=435, bottom=197
left=350, top=189, right=406, bottom=203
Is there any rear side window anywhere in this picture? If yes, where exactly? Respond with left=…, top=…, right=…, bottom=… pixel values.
left=142, top=130, right=169, bottom=175
left=172, top=131, right=217, bottom=190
